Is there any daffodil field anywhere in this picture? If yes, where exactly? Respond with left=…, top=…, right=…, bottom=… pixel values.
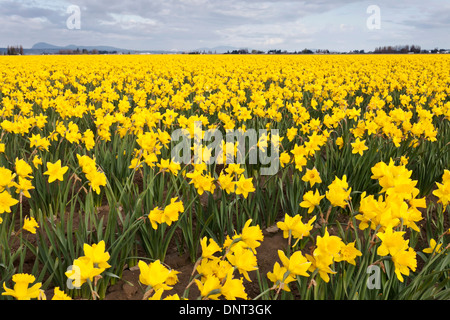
left=0, top=54, right=449, bottom=300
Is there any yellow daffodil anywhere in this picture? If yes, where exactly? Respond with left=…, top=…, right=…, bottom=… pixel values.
left=162, top=197, right=184, bottom=226
left=32, top=155, right=42, bottom=169
left=23, top=216, right=39, bottom=234
left=2, top=273, right=42, bottom=300
left=277, top=213, right=316, bottom=243
left=423, top=239, right=443, bottom=255
left=65, top=256, right=104, bottom=288
left=225, top=163, right=245, bottom=176
left=200, top=236, right=222, bottom=260
left=138, top=259, right=172, bottom=291
left=315, top=228, right=345, bottom=259
left=226, top=246, right=258, bottom=282
left=195, top=274, right=222, bottom=300
left=0, top=190, right=19, bottom=213
left=351, top=138, right=368, bottom=156
left=235, top=175, right=255, bottom=199
left=14, top=158, right=33, bottom=179
left=221, top=269, right=248, bottom=300
left=302, top=167, right=322, bottom=187
left=300, top=189, right=325, bottom=214
left=44, top=160, right=68, bottom=183
left=376, top=226, right=409, bottom=257
left=334, top=241, right=362, bottom=265
left=326, top=175, right=352, bottom=209
left=278, top=250, right=311, bottom=277
left=83, top=240, right=111, bottom=270
left=86, top=170, right=107, bottom=195
left=0, top=167, right=16, bottom=192
left=306, top=252, right=336, bottom=283
left=267, top=261, right=296, bottom=292
left=15, top=177, right=34, bottom=198
left=391, top=247, right=417, bottom=282
left=217, top=172, right=236, bottom=194
left=149, top=207, right=164, bottom=230
left=52, top=287, right=72, bottom=300
left=239, top=219, right=264, bottom=251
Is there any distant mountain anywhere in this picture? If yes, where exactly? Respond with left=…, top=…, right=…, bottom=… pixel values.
left=31, top=42, right=61, bottom=49
left=30, top=43, right=245, bottom=54
left=31, top=42, right=132, bottom=53
left=24, top=42, right=186, bottom=55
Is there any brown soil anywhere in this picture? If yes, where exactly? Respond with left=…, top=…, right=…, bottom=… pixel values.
left=104, top=226, right=289, bottom=300
left=9, top=178, right=447, bottom=301
left=103, top=189, right=447, bottom=300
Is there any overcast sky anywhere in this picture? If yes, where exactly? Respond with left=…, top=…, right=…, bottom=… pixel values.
left=1, top=0, right=449, bottom=52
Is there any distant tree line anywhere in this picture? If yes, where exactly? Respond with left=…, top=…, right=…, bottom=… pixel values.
left=374, top=45, right=422, bottom=54
left=300, top=49, right=314, bottom=54
left=267, top=49, right=286, bottom=54
left=267, top=49, right=328, bottom=54
left=4, top=43, right=446, bottom=56
left=57, top=48, right=118, bottom=55
left=224, top=48, right=321, bottom=55
left=225, top=49, right=250, bottom=54
left=5, top=45, right=24, bottom=55
left=429, top=48, right=448, bottom=54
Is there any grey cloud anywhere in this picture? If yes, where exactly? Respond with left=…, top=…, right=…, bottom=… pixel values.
left=0, top=0, right=448, bottom=51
